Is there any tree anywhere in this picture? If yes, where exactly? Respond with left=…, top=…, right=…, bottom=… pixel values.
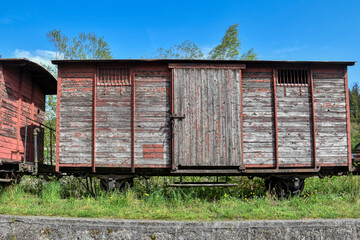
left=153, top=40, right=203, bottom=59
left=151, top=24, right=257, bottom=60
left=208, top=24, right=257, bottom=60
left=46, top=30, right=113, bottom=60
left=350, top=83, right=360, bottom=123
left=349, top=83, right=360, bottom=150
left=43, top=30, right=113, bottom=163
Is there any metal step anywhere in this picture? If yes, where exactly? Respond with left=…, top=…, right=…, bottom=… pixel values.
left=0, top=179, right=14, bottom=183
left=167, top=182, right=238, bottom=187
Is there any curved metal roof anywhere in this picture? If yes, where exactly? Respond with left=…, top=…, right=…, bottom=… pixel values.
left=0, top=58, right=57, bottom=94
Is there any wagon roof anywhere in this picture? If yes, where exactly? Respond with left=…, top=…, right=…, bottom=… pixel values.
left=0, top=58, right=57, bottom=94
left=52, top=59, right=355, bottom=66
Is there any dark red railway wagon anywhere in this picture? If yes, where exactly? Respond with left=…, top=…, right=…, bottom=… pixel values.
left=0, top=59, right=57, bottom=179
left=53, top=59, right=355, bottom=193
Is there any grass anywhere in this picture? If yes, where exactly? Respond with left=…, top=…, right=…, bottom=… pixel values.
left=0, top=175, right=360, bottom=221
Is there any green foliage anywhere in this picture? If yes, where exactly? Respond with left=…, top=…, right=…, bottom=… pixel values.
left=1, top=176, right=360, bottom=220
left=43, top=95, right=57, bottom=164
left=350, top=84, right=360, bottom=150
left=152, top=24, right=257, bottom=60
left=351, top=122, right=360, bottom=150
left=350, top=83, right=360, bottom=122
left=208, top=24, right=258, bottom=60
left=208, top=24, right=240, bottom=60
left=153, top=40, right=203, bottom=59
left=240, top=48, right=258, bottom=60
left=46, top=29, right=113, bottom=60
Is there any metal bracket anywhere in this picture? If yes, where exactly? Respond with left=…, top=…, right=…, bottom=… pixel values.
left=170, top=115, right=185, bottom=120
left=238, top=165, right=246, bottom=172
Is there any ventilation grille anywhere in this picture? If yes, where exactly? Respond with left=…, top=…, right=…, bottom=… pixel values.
left=277, top=69, right=309, bottom=85
left=98, top=68, right=130, bottom=85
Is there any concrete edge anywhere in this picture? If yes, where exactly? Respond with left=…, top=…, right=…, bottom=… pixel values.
left=0, top=215, right=359, bottom=239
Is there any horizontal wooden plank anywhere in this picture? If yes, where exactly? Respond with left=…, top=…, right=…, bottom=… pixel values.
left=278, top=157, right=311, bottom=164
left=318, top=157, right=347, bottom=164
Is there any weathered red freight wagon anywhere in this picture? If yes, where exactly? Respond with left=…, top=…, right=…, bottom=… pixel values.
left=0, top=59, right=57, bottom=181
left=53, top=59, right=355, bottom=195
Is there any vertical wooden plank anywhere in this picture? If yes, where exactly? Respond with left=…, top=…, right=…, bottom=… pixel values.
left=178, top=68, right=184, bottom=167
left=171, top=68, right=176, bottom=170
left=201, top=68, right=207, bottom=166
left=220, top=68, right=225, bottom=165
left=228, top=69, right=233, bottom=165
left=173, top=68, right=185, bottom=169
left=230, top=69, right=238, bottom=165
left=189, top=69, right=194, bottom=165
left=225, top=69, right=230, bottom=165
left=16, top=70, right=23, bottom=161
left=131, top=67, right=135, bottom=173
left=55, top=66, right=62, bottom=172
left=183, top=69, right=191, bottom=163
left=272, top=67, right=279, bottom=169
left=30, top=80, right=35, bottom=163
left=221, top=69, right=227, bottom=164
left=213, top=69, right=220, bottom=165
left=239, top=69, right=244, bottom=169
left=309, top=67, right=317, bottom=169
left=194, top=69, right=199, bottom=165
left=195, top=68, right=200, bottom=166
left=208, top=69, right=215, bottom=165
left=92, top=68, right=97, bottom=172
left=196, top=68, right=205, bottom=166
left=344, top=66, right=352, bottom=171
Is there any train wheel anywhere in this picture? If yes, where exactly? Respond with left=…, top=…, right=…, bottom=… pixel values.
left=100, top=178, right=134, bottom=192
left=266, top=177, right=305, bottom=198
left=290, top=178, right=305, bottom=197
left=0, top=173, right=22, bottom=188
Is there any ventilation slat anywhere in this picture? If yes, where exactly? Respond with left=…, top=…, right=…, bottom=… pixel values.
left=98, top=68, right=130, bottom=85
left=277, top=69, right=309, bottom=86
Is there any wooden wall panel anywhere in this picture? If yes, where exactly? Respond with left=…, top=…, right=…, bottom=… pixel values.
left=314, top=73, right=347, bottom=164
left=95, top=86, right=132, bottom=166
left=276, top=86, right=313, bottom=165
left=0, top=65, right=46, bottom=163
left=242, top=69, right=274, bottom=166
left=134, top=70, right=171, bottom=166
left=59, top=74, right=93, bottom=165
left=173, top=68, right=242, bottom=167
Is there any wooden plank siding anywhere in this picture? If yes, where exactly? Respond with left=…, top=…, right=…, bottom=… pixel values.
left=173, top=68, right=242, bottom=166
left=95, top=85, right=132, bottom=166
left=134, top=69, right=171, bottom=166
left=276, top=86, right=313, bottom=166
left=313, top=68, right=348, bottom=164
left=58, top=64, right=172, bottom=168
left=242, top=68, right=274, bottom=166
left=0, top=64, right=46, bottom=163
left=59, top=66, right=95, bottom=165
left=56, top=61, right=352, bottom=172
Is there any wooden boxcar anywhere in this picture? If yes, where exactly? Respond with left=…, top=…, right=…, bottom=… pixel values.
left=0, top=59, right=57, bottom=180
left=53, top=59, right=355, bottom=194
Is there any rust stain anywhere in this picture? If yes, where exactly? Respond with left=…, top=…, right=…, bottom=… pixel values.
left=143, top=144, right=164, bottom=159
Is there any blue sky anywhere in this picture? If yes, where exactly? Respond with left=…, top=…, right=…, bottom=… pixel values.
left=0, top=0, right=359, bottom=86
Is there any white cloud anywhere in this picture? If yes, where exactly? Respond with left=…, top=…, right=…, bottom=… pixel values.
left=13, top=49, right=59, bottom=67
